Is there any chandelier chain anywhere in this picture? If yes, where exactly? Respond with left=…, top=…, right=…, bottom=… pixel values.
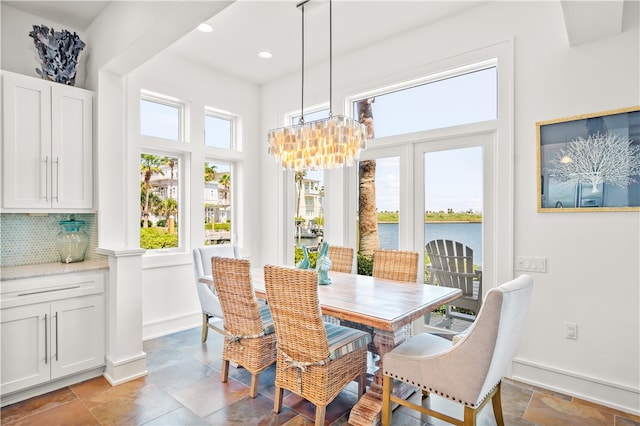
left=329, top=0, right=333, bottom=117
left=300, top=0, right=306, bottom=124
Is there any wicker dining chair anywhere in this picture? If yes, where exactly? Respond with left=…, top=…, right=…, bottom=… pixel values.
left=327, top=245, right=354, bottom=273
left=211, top=256, right=277, bottom=398
left=371, top=248, right=419, bottom=340
left=372, top=248, right=419, bottom=283
left=263, top=265, right=370, bottom=426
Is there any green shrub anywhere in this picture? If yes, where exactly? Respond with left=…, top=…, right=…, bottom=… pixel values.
left=357, top=254, right=373, bottom=276
left=294, top=247, right=319, bottom=268
left=140, top=227, right=178, bottom=249
left=214, top=222, right=230, bottom=231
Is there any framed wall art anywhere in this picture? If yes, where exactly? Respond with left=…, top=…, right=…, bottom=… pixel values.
left=537, top=106, right=640, bottom=212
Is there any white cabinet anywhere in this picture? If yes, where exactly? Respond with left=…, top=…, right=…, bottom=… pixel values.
left=2, top=71, right=93, bottom=211
left=0, top=271, right=105, bottom=400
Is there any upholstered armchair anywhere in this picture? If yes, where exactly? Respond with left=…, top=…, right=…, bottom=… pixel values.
left=192, top=245, right=239, bottom=342
left=381, top=274, right=533, bottom=426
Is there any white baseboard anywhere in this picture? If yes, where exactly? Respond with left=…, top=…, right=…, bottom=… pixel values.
left=103, top=353, right=148, bottom=386
left=512, top=357, right=640, bottom=416
left=143, top=312, right=200, bottom=341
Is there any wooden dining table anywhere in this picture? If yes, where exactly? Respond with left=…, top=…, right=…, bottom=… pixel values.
left=200, top=267, right=461, bottom=426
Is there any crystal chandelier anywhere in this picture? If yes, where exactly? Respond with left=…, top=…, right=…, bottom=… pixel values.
left=267, top=0, right=367, bottom=172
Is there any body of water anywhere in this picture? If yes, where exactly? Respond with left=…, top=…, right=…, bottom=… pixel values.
left=295, top=222, right=482, bottom=265
left=379, top=222, right=482, bottom=265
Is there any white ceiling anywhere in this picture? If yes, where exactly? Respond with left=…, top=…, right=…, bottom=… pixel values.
left=4, top=0, right=487, bottom=85
left=165, top=1, right=487, bottom=85
left=3, top=0, right=630, bottom=85
left=3, top=1, right=110, bottom=31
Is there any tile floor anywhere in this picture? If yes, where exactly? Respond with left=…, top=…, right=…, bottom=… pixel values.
left=2, top=326, right=639, bottom=426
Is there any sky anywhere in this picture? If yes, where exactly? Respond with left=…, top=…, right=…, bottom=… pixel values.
left=141, top=67, right=495, bottom=214
left=306, top=67, right=494, bottom=213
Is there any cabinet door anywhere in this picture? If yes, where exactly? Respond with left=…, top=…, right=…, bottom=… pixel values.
left=2, top=72, right=52, bottom=208
left=0, top=304, right=50, bottom=394
left=50, top=294, right=105, bottom=379
left=51, top=85, right=93, bottom=209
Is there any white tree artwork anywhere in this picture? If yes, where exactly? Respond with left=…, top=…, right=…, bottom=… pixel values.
left=547, top=132, right=640, bottom=194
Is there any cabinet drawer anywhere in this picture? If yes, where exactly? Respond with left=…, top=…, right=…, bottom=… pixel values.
left=1, top=272, right=105, bottom=309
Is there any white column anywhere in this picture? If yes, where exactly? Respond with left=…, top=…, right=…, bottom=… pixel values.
left=97, top=247, right=147, bottom=385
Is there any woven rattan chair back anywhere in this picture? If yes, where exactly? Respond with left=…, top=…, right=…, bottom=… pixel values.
left=211, top=256, right=276, bottom=397
left=264, top=265, right=369, bottom=426
left=327, top=245, right=354, bottom=273
left=372, top=249, right=419, bottom=283
left=264, top=266, right=329, bottom=362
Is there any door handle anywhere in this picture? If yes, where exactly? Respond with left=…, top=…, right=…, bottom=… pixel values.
left=54, top=312, right=59, bottom=361
left=44, top=313, right=48, bottom=364
left=43, top=156, right=49, bottom=201
left=54, top=157, right=60, bottom=202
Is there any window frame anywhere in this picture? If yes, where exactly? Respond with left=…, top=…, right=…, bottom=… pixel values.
left=140, top=90, right=186, bottom=143
left=338, top=45, right=513, bottom=290
left=204, top=107, right=238, bottom=151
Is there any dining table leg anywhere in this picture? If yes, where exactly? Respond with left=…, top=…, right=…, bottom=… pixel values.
left=348, top=325, right=412, bottom=426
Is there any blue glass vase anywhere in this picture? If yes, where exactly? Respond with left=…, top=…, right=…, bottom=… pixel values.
left=56, top=219, right=89, bottom=263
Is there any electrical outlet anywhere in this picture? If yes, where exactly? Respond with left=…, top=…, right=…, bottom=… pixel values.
left=565, top=322, right=577, bottom=340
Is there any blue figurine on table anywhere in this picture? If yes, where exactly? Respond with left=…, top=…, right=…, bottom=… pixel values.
left=316, top=241, right=332, bottom=285
left=296, top=245, right=310, bottom=269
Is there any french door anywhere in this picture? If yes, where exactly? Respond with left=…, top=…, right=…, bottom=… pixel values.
left=413, top=132, right=495, bottom=288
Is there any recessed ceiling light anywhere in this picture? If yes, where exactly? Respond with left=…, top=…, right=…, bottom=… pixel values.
left=258, top=51, right=273, bottom=59
left=197, top=23, right=213, bottom=33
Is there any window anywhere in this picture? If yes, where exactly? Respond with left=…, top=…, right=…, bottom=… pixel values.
left=203, top=107, right=239, bottom=247
left=353, top=67, right=496, bottom=138
left=204, top=161, right=233, bottom=246
left=135, top=86, right=244, bottom=256
left=140, top=97, right=182, bottom=141
left=292, top=109, right=328, bottom=263
left=354, top=63, right=496, bottom=282
left=374, top=157, right=400, bottom=250
left=205, top=112, right=233, bottom=149
left=140, top=153, right=181, bottom=249
left=139, top=92, right=186, bottom=251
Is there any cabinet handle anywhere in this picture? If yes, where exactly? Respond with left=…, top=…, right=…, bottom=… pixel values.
left=54, top=156, right=60, bottom=202
left=44, top=313, right=48, bottom=364
left=43, top=156, right=49, bottom=202
left=54, top=312, right=59, bottom=361
left=18, top=285, right=81, bottom=296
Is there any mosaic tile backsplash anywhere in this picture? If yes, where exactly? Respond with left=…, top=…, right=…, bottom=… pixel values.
left=1, top=213, right=103, bottom=268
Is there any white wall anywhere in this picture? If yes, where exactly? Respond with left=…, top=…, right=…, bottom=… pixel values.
left=260, top=1, right=640, bottom=414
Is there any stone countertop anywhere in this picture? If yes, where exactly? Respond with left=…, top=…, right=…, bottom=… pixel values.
left=0, top=260, right=109, bottom=281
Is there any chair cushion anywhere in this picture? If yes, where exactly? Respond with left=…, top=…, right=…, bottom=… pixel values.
left=385, top=332, right=452, bottom=363
left=325, top=323, right=371, bottom=360
left=259, top=304, right=276, bottom=335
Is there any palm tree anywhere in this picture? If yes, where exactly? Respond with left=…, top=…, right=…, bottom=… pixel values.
left=204, top=163, right=217, bottom=183
left=357, top=98, right=379, bottom=257
left=140, top=182, right=162, bottom=225
left=219, top=173, right=231, bottom=202
left=162, top=156, right=176, bottom=199
left=141, top=154, right=164, bottom=228
left=294, top=170, right=306, bottom=219
left=161, top=198, right=178, bottom=223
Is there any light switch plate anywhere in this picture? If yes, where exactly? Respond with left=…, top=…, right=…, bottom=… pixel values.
left=516, top=257, right=547, bottom=272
